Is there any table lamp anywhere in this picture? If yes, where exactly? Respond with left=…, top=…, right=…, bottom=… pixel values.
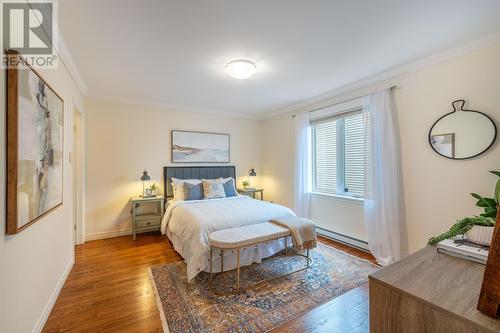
left=140, top=169, right=150, bottom=197
left=248, top=168, right=256, bottom=190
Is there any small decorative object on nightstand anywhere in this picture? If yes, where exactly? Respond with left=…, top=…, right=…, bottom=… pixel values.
left=130, top=196, right=164, bottom=240
left=237, top=188, right=264, bottom=201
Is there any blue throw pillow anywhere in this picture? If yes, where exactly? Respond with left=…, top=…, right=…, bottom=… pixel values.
left=223, top=179, right=238, bottom=197
left=184, top=182, right=204, bottom=200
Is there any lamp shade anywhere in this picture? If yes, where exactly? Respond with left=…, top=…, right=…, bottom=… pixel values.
left=140, top=170, right=150, bottom=181
left=249, top=168, right=256, bottom=177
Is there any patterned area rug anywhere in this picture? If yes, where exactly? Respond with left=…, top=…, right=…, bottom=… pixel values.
left=149, top=243, right=378, bottom=333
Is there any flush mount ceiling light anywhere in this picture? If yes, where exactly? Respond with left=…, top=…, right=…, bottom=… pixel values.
left=225, top=59, right=257, bottom=79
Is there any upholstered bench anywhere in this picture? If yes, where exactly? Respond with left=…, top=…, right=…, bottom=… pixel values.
left=208, top=222, right=311, bottom=289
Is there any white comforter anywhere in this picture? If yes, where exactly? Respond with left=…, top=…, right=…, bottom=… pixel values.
left=161, top=195, right=295, bottom=281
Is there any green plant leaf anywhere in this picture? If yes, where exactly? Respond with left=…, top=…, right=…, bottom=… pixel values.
left=476, top=197, right=497, bottom=208
left=489, top=170, right=500, bottom=178
left=481, top=210, right=497, bottom=218
left=495, top=179, right=500, bottom=203
left=485, top=206, right=497, bottom=214
left=471, top=193, right=482, bottom=200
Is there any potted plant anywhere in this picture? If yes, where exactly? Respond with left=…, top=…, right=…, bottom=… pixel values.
left=150, top=183, right=157, bottom=196
left=428, top=216, right=495, bottom=245
left=428, top=170, right=499, bottom=246
left=242, top=180, right=250, bottom=190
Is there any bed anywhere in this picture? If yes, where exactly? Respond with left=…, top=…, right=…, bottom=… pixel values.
left=161, top=166, right=296, bottom=281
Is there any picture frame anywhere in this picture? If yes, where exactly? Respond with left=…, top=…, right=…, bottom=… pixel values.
left=171, top=130, right=230, bottom=163
left=430, top=133, right=455, bottom=159
left=6, top=50, right=64, bottom=234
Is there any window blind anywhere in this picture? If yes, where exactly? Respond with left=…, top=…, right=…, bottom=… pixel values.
left=312, top=109, right=365, bottom=198
left=313, top=121, right=337, bottom=194
left=344, top=113, right=365, bottom=196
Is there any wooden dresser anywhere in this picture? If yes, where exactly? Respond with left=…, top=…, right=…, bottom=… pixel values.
left=369, top=246, right=500, bottom=333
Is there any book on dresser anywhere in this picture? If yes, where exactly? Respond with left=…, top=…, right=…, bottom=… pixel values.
left=437, top=238, right=489, bottom=264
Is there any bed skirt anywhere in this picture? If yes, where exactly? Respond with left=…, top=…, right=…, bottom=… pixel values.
left=167, top=229, right=291, bottom=274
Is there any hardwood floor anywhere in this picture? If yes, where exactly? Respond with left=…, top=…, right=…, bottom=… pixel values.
left=43, top=233, right=376, bottom=333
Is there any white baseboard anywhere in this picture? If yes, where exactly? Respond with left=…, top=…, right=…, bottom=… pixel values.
left=33, top=256, right=75, bottom=333
left=85, top=228, right=132, bottom=241
left=316, top=226, right=370, bottom=252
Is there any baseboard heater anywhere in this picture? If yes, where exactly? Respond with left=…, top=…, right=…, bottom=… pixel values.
left=315, top=226, right=370, bottom=252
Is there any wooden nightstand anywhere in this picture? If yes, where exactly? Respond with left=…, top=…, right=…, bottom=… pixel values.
left=130, top=196, right=164, bottom=240
left=237, top=188, right=264, bottom=200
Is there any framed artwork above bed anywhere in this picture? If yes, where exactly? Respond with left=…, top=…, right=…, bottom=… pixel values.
left=171, top=130, right=230, bottom=163
left=6, top=50, right=64, bottom=234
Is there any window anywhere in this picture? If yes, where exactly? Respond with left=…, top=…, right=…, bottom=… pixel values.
left=312, top=110, right=365, bottom=198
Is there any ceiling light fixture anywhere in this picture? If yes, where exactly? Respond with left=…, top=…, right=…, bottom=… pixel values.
left=225, top=59, right=257, bottom=79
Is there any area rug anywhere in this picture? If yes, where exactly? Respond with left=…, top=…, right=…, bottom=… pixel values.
left=149, top=243, right=378, bottom=333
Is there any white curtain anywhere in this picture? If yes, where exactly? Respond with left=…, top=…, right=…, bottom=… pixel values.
left=363, top=89, right=405, bottom=266
left=294, top=112, right=312, bottom=217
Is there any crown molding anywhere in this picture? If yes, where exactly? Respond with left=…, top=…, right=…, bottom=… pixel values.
left=86, top=94, right=262, bottom=120
left=260, top=32, right=500, bottom=120
left=57, top=35, right=88, bottom=96
left=61, top=29, right=499, bottom=121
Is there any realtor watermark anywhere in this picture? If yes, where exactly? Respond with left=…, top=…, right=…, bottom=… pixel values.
left=1, top=0, right=58, bottom=69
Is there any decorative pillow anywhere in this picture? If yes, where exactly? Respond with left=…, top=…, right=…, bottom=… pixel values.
left=184, top=182, right=204, bottom=200
left=222, top=178, right=238, bottom=197
left=171, top=178, right=201, bottom=201
left=202, top=180, right=226, bottom=199
left=201, top=177, right=224, bottom=183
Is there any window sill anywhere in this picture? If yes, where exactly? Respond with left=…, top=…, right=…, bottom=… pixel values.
left=310, top=192, right=364, bottom=204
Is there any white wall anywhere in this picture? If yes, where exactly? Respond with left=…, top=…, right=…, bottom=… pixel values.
left=84, top=99, right=263, bottom=239
left=0, top=60, right=84, bottom=332
left=262, top=43, right=500, bottom=254
left=310, top=194, right=366, bottom=241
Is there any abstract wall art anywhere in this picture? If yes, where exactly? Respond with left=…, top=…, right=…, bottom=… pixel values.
left=6, top=51, right=64, bottom=234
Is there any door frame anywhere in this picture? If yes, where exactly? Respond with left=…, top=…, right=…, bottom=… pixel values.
left=73, top=99, right=85, bottom=244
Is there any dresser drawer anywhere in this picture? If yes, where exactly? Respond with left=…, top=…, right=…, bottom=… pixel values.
left=136, top=219, right=160, bottom=229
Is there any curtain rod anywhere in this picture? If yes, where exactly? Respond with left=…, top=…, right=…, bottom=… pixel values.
left=291, top=85, right=398, bottom=118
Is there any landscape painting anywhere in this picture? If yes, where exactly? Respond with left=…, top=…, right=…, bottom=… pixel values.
left=171, top=130, right=230, bottom=163
left=7, top=52, right=64, bottom=234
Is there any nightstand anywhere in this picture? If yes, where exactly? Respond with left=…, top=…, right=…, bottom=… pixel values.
left=237, top=188, right=264, bottom=200
left=130, top=196, right=164, bottom=240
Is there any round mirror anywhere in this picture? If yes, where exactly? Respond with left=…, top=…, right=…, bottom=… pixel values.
left=429, top=100, right=497, bottom=159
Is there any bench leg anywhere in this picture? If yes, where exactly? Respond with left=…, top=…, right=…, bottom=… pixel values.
left=210, top=246, right=213, bottom=283
left=221, top=249, right=224, bottom=275
left=236, top=248, right=240, bottom=289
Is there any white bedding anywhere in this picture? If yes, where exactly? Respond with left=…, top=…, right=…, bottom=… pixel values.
left=161, top=195, right=295, bottom=281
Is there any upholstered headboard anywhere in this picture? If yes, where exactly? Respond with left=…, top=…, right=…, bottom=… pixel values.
left=163, top=166, right=236, bottom=200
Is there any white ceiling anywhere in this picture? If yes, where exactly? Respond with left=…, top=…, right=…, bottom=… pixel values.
left=60, top=0, right=500, bottom=118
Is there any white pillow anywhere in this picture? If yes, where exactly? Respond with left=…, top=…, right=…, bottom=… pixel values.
left=202, top=177, right=235, bottom=185
left=201, top=177, right=224, bottom=183
left=171, top=178, right=201, bottom=201
left=202, top=180, right=226, bottom=199
left=221, top=177, right=237, bottom=191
